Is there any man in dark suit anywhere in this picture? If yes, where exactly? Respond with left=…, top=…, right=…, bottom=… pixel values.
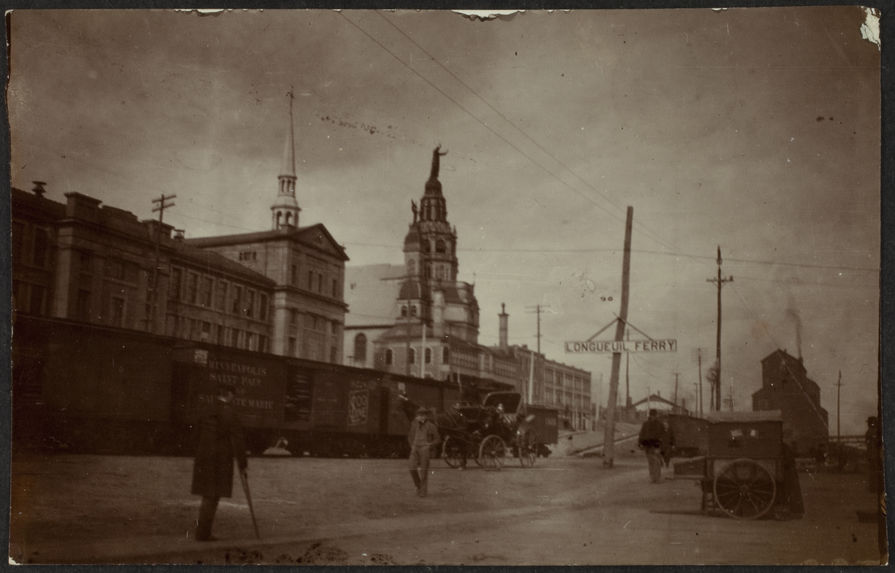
left=408, top=407, right=440, bottom=497
left=191, top=383, right=247, bottom=541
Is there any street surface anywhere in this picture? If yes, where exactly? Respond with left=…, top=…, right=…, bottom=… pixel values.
left=10, top=448, right=885, bottom=565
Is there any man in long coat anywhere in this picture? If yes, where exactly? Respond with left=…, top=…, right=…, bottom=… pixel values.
left=408, top=407, right=440, bottom=497
left=191, top=383, right=247, bottom=541
left=638, top=409, right=666, bottom=483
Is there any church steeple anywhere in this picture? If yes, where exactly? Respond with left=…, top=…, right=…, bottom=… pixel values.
left=271, top=88, right=301, bottom=230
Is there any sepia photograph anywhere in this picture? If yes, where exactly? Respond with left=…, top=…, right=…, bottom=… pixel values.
left=7, top=7, right=885, bottom=565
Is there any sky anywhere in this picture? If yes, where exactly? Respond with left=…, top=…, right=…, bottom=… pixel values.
left=8, top=8, right=881, bottom=434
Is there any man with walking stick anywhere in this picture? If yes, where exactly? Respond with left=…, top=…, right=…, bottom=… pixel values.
left=191, top=383, right=248, bottom=541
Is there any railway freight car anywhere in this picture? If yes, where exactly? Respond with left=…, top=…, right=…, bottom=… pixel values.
left=11, top=315, right=502, bottom=457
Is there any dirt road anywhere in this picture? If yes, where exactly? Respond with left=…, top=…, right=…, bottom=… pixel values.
left=10, top=450, right=885, bottom=565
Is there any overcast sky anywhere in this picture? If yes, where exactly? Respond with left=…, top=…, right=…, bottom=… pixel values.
left=9, top=8, right=880, bottom=433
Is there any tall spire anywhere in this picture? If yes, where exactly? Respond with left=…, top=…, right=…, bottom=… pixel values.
left=425, top=145, right=448, bottom=194
left=271, top=88, right=301, bottom=230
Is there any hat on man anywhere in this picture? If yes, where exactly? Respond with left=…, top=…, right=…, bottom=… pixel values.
left=648, top=408, right=658, bottom=418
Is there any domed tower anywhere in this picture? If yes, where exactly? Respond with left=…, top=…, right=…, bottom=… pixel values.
left=271, top=90, right=301, bottom=230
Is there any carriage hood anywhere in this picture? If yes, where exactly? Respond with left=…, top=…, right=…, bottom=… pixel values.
left=482, top=391, right=523, bottom=414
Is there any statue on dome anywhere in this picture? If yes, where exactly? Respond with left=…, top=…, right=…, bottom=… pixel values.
left=429, top=145, right=448, bottom=181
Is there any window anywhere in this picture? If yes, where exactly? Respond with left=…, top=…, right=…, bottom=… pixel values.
left=289, top=337, right=297, bottom=356
left=247, top=332, right=257, bottom=351
left=78, top=251, right=92, bottom=274
left=443, top=347, right=450, bottom=364
left=201, top=321, right=211, bottom=341
left=186, top=273, right=198, bottom=304
left=354, top=333, right=367, bottom=362
left=259, top=293, right=268, bottom=321
left=317, top=273, right=323, bottom=293
left=218, top=326, right=227, bottom=345
left=290, top=308, right=298, bottom=325
left=385, top=349, right=393, bottom=365
left=105, top=258, right=125, bottom=280
left=401, top=305, right=407, bottom=317
left=291, top=264, right=297, bottom=285
left=436, top=239, right=446, bottom=253
left=408, top=348, right=415, bottom=365
left=12, top=222, right=24, bottom=262
left=29, top=285, right=46, bottom=315
left=230, top=328, right=240, bottom=347
left=169, top=268, right=182, bottom=301
left=215, top=280, right=227, bottom=310
left=32, top=228, right=48, bottom=267
left=110, top=296, right=125, bottom=326
left=308, top=270, right=313, bottom=289
left=245, top=289, right=255, bottom=318
left=200, top=277, right=213, bottom=307
left=410, top=305, right=417, bottom=317
left=332, top=278, right=338, bottom=297
left=259, top=335, right=269, bottom=353
left=231, top=285, right=242, bottom=314
left=425, top=348, right=431, bottom=364
left=76, top=289, right=91, bottom=320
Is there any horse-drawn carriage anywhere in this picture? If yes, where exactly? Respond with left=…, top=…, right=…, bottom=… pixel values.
left=438, top=391, right=544, bottom=470
left=400, top=390, right=554, bottom=470
left=673, top=410, right=793, bottom=519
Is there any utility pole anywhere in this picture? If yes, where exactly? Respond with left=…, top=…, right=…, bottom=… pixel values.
left=673, top=372, right=679, bottom=408
left=625, top=329, right=631, bottom=410
left=603, top=206, right=633, bottom=468
left=149, top=193, right=176, bottom=333
left=836, top=370, right=842, bottom=443
left=697, top=348, right=703, bottom=418
left=420, top=314, right=426, bottom=379
left=525, top=304, right=551, bottom=355
left=706, top=246, right=733, bottom=412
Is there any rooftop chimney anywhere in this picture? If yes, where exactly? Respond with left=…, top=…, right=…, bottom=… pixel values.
left=174, top=229, right=185, bottom=241
left=32, top=181, right=47, bottom=198
left=498, top=303, right=509, bottom=350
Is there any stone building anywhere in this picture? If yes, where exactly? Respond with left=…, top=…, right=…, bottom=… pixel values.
left=343, top=148, right=593, bottom=428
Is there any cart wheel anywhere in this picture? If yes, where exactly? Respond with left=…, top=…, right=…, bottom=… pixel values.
left=713, top=458, right=777, bottom=519
left=517, top=431, right=536, bottom=468
left=479, top=435, right=506, bottom=471
left=442, top=436, right=464, bottom=468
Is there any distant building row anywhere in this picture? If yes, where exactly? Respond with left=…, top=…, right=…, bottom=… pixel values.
left=12, top=104, right=593, bottom=429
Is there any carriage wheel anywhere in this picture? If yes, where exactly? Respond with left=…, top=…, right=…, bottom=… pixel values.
left=479, top=435, right=506, bottom=471
left=712, top=458, right=777, bottom=519
left=516, top=431, right=537, bottom=468
left=442, top=436, right=464, bottom=468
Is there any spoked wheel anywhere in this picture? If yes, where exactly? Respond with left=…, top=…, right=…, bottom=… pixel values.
left=713, top=458, right=777, bottom=519
left=479, top=434, right=506, bottom=471
left=516, top=430, right=537, bottom=468
left=442, top=436, right=465, bottom=468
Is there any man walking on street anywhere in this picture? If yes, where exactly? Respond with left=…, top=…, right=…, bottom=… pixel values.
left=191, top=383, right=247, bottom=541
left=638, top=409, right=666, bottom=483
left=408, top=407, right=440, bottom=497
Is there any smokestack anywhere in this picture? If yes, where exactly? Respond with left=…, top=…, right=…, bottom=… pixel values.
left=32, top=181, right=47, bottom=198
left=498, top=303, right=508, bottom=350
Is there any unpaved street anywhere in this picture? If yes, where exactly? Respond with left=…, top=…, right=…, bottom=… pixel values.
left=10, top=450, right=884, bottom=565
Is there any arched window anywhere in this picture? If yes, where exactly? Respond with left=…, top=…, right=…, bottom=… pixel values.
left=410, top=305, right=417, bottom=317
left=385, top=349, right=393, bottom=365
left=354, top=333, right=367, bottom=363
left=276, top=212, right=282, bottom=227
left=421, top=240, right=430, bottom=253
left=436, top=239, right=446, bottom=253
left=401, top=305, right=408, bottom=317
left=425, top=347, right=431, bottom=364
left=443, top=347, right=450, bottom=364
left=408, top=348, right=415, bottom=365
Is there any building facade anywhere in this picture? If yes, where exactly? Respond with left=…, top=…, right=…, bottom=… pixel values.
left=751, top=349, right=829, bottom=454
left=12, top=96, right=347, bottom=363
left=343, top=148, right=593, bottom=429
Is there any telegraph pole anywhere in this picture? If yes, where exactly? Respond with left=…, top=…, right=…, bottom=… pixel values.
left=706, top=246, right=733, bottom=411
left=149, top=193, right=175, bottom=333
left=836, top=370, right=842, bottom=443
left=697, top=348, right=703, bottom=417
left=603, top=206, right=633, bottom=468
left=673, top=372, right=679, bottom=408
left=525, top=304, right=551, bottom=355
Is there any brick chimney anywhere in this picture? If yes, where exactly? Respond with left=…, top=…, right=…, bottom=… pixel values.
left=498, top=303, right=509, bottom=350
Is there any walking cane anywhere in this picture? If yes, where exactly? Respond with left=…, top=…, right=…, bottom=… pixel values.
left=239, top=469, right=261, bottom=539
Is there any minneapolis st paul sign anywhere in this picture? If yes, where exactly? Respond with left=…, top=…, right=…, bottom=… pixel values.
left=564, top=339, right=678, bottom=354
